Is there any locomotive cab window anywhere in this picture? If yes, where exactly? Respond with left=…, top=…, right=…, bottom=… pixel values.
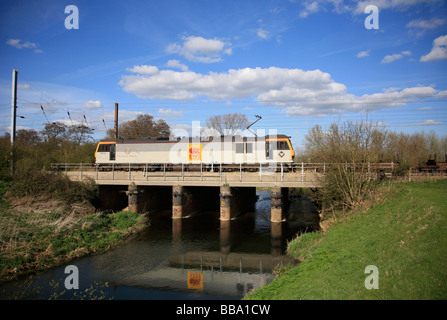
left=277, top=141, right=289, bottom=150
left=98, top=144, right=113, bottom=152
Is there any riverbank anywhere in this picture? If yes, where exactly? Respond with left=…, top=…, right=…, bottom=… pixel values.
left=246, top=179, right=447, bottom=299
left=0, top=177, right=148, bottom=282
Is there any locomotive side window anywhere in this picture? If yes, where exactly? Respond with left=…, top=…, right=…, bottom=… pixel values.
left=236, top=143, right=253, bottom=154
left=266, top=141, right=273, bottom=159
left=109, top=144, right=116, bottom=161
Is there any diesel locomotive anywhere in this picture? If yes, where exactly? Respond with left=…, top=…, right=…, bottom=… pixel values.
left=95, top=134, right=295, bottom=170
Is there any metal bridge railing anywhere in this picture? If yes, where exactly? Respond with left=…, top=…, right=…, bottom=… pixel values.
left=51, top=162, right=395, bottom=185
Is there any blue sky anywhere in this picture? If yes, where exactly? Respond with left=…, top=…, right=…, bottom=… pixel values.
left=1, top=0, right=446, bottom=150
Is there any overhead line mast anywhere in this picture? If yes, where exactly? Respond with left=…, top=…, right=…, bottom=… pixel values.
left=10, top=69, right=18, bottom=175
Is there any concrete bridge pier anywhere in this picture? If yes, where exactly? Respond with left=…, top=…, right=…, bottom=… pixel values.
left=220, top=186, right=232, bottom=221
left=172, top=185, right=184, bottom=219
left=271, top=187, right=290, bottom=222
left=220, top=186, right=257, bottom=221
left=127, top=183, right=139, bottom=212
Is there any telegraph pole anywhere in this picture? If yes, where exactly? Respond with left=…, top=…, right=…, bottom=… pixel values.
left=10, top=69, right=18, bottom=175
left=114, top=102, right=119, bottom=139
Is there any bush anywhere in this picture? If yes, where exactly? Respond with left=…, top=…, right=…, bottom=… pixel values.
left=317, top=164, right=381, bottom=210
left=8, top=170, right=98, bottom=205
left=394, top=161, right=410, bottom=177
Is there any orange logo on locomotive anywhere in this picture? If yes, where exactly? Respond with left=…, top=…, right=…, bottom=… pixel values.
left=188, top=145, right=202, bottom=161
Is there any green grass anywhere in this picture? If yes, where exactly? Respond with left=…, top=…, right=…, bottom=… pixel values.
left=0, top=205, right=148, bottom=281
left=246, top=179, right=447, bottom=300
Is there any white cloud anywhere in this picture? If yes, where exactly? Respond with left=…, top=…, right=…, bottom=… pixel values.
left=283, top=86, right=439, bottom=117
left=406, top=18, right=446, bottom=30
left=83, top=100, right=103, bottom=110
left=381, top=50, right=411, bottom=63
left=416, top=120, right=442, bottom=125
left=166, top=60, right=189, bottom=71
left=18, top=84, right=31, bottom=89
left=381, top=54, right=403, bottom=63
left=7, top=39, right=36, bottom=49
left=357, top=51, right=370, bottom=58
left=354, top=0, right=434, bottom=14
left=294, top=0, right=436, bottom=17
left=120, top=65, right=444, bottom=117
left=420, top=34, right=447, bottom=62
left=158, top=108, right=184, bottom=117
left=121, top=66, right=344, bottom=101
left=299, top=1, right=320, bottom=18
left=6, top=39, right=43, bottom=53
left=166, top=36, right=232, bottom=63
left=257, top=28, right=269, bottom=39
left=127, top=65, right=159, bottom=75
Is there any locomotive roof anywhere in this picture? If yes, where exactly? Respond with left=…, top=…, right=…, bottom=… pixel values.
left=99, top=134, right=291, bottom=144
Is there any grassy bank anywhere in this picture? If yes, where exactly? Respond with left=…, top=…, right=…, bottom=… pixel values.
left=0, top=174, right=148, bottom=281
left=246, top=179, right=447, bottom=300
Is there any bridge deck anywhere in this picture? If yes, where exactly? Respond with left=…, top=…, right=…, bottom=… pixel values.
left=54, top=162, right=394, bottom=188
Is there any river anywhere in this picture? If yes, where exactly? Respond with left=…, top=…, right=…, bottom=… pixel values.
left=0, top=190, right=319, bottom=300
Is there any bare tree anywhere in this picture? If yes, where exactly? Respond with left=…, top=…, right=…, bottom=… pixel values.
left=66, top=124, right=94, bottom=145
left=205, top=113, right=249, bottom=136
left=304, top=120, right=389, bottom=210
left=106, top=114, right=170, bottom=140
left=16, top=129, right=42, bottom=146
left=41, top=122, right=67, bottom=144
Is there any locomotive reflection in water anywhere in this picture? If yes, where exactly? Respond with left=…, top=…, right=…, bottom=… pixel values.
left=94, top=133, right=295, bottom=173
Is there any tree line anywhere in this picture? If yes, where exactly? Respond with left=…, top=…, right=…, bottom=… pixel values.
left=0, top=122, right=97, bottom=179
left=295, top=120, right=447, bottom=211
left=1, top=112, right=445, bottom=181
left=298, top=121, right=447, bottom=168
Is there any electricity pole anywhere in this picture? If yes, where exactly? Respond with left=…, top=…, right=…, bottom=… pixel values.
left=114, top=102, right=119, bottom=139
left=10, top=69, right=18, bottom=175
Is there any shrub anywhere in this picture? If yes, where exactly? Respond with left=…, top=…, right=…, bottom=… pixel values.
left=394, top=161, right=410, bottom=177
left=8, top=170, right=98, bottom=205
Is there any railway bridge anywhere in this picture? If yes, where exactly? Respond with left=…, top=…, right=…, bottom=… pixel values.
left=53, top=162, right=394, bottom=223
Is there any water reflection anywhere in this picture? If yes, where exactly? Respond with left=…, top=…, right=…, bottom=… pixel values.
left=0, top=190, right=319, bottom=300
